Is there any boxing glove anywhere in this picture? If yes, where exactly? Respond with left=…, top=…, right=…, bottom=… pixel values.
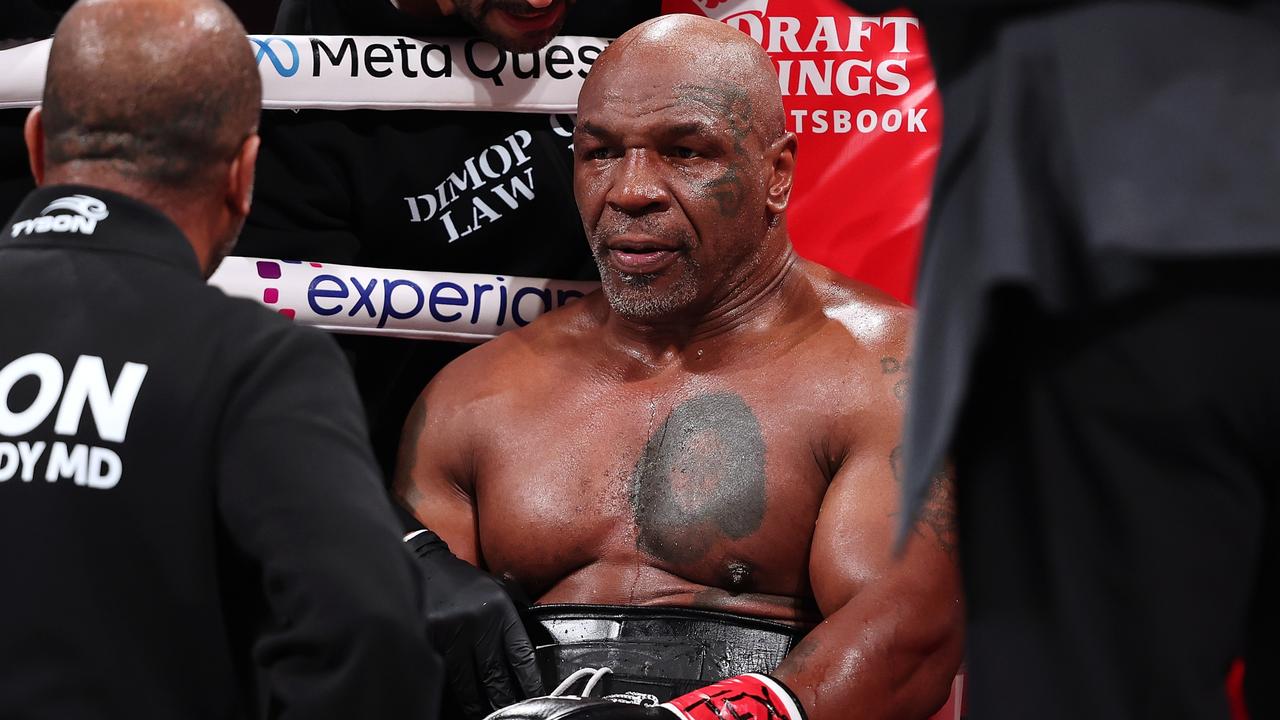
left=484, top=674, right=806, bottom=720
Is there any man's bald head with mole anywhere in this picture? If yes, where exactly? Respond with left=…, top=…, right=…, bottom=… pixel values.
left=573, top=14, right=797, bottom=321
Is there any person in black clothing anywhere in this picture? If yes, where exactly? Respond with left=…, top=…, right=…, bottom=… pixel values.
left=0, top=0, right=441, bottom=717
left=850, top=1, right=1280, bottom=717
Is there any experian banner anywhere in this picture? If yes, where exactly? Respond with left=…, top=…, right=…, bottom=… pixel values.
left=0, top=35, right=605, bottom=112
left=210, top=257, right=599, bottom=342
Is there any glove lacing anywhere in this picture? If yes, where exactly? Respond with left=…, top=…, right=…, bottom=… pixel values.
left=549, top=667, right=614, bottom=699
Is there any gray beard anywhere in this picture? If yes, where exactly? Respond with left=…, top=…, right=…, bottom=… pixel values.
left=595, top=257, right=702, bottom=322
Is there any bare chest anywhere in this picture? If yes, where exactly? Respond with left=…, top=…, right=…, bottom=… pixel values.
left=473, top=374, right=837, bottom=604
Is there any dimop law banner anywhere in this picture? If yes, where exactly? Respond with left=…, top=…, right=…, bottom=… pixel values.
left=0, top=35, right=603, bottom=112
left=209, top=257, right=599, bottom=342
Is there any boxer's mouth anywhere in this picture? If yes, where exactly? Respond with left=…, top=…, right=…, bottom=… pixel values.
left=489, top=3, right=566, bottom=34
left=605, top=235, right=684, bottom=274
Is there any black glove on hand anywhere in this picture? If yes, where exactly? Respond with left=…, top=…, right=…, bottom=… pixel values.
left=405, top=529, right=544, bottom=719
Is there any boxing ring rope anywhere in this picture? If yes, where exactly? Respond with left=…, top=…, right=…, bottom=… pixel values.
left=0, top=35, right=609, bottom=341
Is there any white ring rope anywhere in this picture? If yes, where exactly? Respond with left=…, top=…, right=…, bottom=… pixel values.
left=0, top=34, right=607, bottom=112
left=209, top=257, right=599, bottom=342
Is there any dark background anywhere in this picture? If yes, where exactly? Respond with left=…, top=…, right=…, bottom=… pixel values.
left=2, top=0, right=284, bottom=41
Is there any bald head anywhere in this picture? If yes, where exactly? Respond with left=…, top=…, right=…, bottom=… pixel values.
left=572, top=14, right=798, bottom=323
left=41, top=0, right=261, bottom=192
left=585, top=14, right=786, bottom=145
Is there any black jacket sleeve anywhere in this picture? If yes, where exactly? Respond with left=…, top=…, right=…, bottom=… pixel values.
left=215, top=322, right=442, bottom=719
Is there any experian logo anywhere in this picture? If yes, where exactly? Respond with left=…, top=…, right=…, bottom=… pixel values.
left=251, top=36, right=300, bottom=77
left=10, top=194, right=110, bottom=238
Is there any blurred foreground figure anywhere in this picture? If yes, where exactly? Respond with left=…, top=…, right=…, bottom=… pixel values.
left=852, top=0, right=1280, bottom=717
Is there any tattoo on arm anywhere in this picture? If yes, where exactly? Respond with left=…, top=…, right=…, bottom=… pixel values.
left=630, top=391, right=768, bottom=564
left=890, top=445, right=959, bottom=561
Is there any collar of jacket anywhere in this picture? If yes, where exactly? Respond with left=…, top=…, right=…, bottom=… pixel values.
left=1, top=184, right=203, bottom=278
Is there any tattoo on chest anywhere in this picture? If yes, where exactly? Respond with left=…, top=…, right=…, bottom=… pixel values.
left=629, top=391, right=768, bottom=563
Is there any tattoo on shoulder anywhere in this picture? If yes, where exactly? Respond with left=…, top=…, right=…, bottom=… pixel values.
left=890, top=445, right=959, bottom=561
left=880, top=355, right=911, bottom=401
left=630, top=391, right=768, bottom=564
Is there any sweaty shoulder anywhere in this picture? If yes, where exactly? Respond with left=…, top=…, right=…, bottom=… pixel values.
left=422, top=290, right=609, bottom=407
left=800, top=258, right=914, bottom=356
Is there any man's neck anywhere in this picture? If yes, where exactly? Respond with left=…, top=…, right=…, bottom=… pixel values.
left=603, top=245, right=823, bottom=370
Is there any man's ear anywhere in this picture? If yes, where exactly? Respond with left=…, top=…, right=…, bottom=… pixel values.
left=24, top=106, right=46, bottom=186
left=766, top=132, right=797, bottom=216
left=227, top=133, right=260, bottom=218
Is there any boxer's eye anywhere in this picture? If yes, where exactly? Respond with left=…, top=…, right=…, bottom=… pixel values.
left=670, top=146, right=700, bottom=160
left=582, top=146, right=619, bottom=161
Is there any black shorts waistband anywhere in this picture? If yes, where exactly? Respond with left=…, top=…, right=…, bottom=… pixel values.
left=525, top=604, right=809, bottom=702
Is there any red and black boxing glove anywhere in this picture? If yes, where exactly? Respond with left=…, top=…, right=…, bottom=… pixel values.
left=662, top=674, right=807, bottom=720
left=483, top=674, right=807, bottom=720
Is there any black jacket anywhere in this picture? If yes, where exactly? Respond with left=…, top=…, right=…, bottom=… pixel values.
left=850, top=0, right=1280, bottom=528
left=237, top=0, right=658, bottom=478
left=0, top=185, right=441, bottom=719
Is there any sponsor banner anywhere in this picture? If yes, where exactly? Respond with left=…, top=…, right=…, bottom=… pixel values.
left=209, top=257, right=598, bottom=342
left=0, top=35, right=603, bottom=112
left=663, top=0, right=940, bottom=303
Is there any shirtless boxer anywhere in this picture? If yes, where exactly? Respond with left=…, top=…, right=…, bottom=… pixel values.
left=396, top=15, right=963, bottom=720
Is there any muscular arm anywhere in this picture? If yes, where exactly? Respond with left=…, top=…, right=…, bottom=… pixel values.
left=392, top=374, right=483, bottom=565
left=392, top=359, right=547, bottom=717
left=774, top=350, right=963, bottom=720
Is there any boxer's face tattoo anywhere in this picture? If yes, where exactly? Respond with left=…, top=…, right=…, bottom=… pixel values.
left=673, top=84, right=754, bottom=220
left=629, top=392, right=768, bottom=564
left=575, top=66, right=777, bottom=321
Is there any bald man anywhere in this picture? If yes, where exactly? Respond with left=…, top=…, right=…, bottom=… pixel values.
left=0, top=1, right=441, bottom=718
left=397, top=15, right=962, bottom=720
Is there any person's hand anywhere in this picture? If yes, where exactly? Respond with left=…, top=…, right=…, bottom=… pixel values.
left=482, top=674, right=805, bottom=720
left=405, top=529, right=544, bottom=718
